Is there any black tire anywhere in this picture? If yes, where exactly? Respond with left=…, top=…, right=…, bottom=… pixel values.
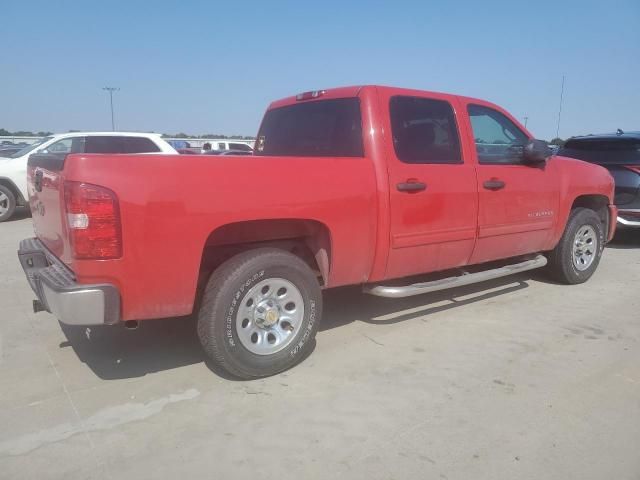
left=197, top=248, right=322, bottom=379
left=547, top=207, right=605, bottom=284
left=0, top=184, right=16, bottom=222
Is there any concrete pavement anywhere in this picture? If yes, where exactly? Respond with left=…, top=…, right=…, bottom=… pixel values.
left=1, top=214, right=639, bottom=480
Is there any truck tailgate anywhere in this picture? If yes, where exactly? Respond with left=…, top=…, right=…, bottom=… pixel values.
left=27, top=153, right=72, bottom=264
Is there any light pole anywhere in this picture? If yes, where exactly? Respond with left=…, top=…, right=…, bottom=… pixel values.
left=102, top=87, right=120, bottom=131
left=523, top=116, right=529, bottom=128
left=556, top=75, right=565, bottom=139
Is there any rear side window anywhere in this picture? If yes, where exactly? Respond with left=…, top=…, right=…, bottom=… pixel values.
left=390, top=96, right=461, bottom=164
left=255, top=98, right=364, bottom=157
left=559, top=138, right=640, bottom=165
left=123, top=137, right=160, bottom=153
left=85, top=136, right=160, bottom=154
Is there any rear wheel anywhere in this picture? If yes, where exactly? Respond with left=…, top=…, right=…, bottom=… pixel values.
left=197, top=248, right=322, bottom=379
left=0, top=185, right=16, bottom=222
left=547, top=207, right=604, bottom=284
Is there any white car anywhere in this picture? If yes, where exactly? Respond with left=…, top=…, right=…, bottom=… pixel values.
left=0, top=132, right=177, bottom=222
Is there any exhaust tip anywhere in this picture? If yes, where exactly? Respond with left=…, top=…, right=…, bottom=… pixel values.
left=33, top=299, right=47, bottom=313
left=124, top=320, right=139, bottom=330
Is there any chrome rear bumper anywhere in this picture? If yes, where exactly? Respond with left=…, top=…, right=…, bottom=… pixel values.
left=17, top=238, right=120, bottom=326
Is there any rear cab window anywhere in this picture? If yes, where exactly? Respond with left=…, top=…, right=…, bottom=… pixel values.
left=255, top=97, right=364, bottom=157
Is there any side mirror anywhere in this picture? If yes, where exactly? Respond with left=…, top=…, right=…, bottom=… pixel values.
left=523, top=139, right=551, bottom=165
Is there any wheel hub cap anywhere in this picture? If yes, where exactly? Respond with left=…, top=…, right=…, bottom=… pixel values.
left=255, top=300, right=280, bottom=327
left=573, top=225, right=597, bottom=271
left=235, top=277, right=304, bottom=355
left=0, top=192, right=8, bottom=215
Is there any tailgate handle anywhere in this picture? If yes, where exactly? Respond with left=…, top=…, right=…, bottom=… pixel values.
left=34, top=170, right=43, bottom=192
left=397, top=181, right=427, bottom=193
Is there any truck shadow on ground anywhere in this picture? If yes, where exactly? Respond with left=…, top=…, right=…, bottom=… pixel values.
left=607, top=230, right=640, bottom=249
left=320, top=274, right=530, bottom=330
left=58, top=273, right=534, bottom=381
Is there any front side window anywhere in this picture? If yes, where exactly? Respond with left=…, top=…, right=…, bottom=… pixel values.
left=255, top=98, right=364, bottom=157
left=44, top=137, right=85, bottom=154
left=390, top=96, right=461, bottom=164
left=468, top=105, right=528, bottom=164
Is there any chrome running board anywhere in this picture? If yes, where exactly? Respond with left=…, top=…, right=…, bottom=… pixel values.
left=363, top=254, right=547, bottom=298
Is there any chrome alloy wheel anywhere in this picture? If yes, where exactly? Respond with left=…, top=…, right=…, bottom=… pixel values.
left=0, top=191, right=8, bottom=216
left=573, top=225, right=598, bottom=271
left=235, top=278, right=305, bottom=355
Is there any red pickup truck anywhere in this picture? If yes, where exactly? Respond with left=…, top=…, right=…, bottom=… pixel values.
left=19, top=86, right=617, bottom=379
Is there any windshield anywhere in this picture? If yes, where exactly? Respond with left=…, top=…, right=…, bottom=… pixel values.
left=9, top=137, right=53, bottom=158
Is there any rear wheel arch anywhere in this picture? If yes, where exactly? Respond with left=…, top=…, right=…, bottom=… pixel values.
left=198, top=219, right=333, bottom=289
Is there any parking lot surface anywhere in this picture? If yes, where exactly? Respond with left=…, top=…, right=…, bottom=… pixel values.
left=1, top=213, right=639, bottom=480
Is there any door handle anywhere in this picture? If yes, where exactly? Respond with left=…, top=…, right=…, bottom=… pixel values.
left=397, top=181, right=427, bottom=193
left=483, top=179, right=506, bottom=191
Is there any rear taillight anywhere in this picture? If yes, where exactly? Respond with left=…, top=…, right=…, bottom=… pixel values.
left=64, top=181, right=122, bottom=259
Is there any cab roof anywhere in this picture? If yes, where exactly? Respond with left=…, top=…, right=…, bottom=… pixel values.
left=268, top=85, right=506, bottom=113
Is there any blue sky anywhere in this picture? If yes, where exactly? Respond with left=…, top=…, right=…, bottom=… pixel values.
left=1, top=0, right=638, bottom=139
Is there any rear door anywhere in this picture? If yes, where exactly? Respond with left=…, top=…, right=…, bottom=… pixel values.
left=463, top=103, right=559, bottom=264
left=380, top=92, right=478, bottom=279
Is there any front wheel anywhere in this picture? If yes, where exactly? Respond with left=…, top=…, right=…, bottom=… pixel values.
left=547, top=207, right=605, bottom=284
left=197, top=248, right=322, bottom=379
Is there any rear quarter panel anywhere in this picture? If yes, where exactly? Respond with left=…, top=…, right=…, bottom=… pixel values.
left=62, top=153, right=377, bottom=320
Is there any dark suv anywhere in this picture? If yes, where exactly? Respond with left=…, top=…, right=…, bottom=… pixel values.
left=559, top=131, right=640, bottom=228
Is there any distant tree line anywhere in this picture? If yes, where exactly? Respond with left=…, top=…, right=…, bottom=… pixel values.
left=0, top=128, right=255, bottom=140
left=161, top=133, right=255, bottom=140
left=0, top=128, right=53, bottom=136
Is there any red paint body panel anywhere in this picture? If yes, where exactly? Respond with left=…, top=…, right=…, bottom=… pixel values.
left=27, top=85, right=616, bottom=321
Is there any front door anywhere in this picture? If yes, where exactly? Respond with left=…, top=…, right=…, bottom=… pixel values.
left=464, top=103, right=559, bottom=264
left=382, top=93, right=478, bottom=280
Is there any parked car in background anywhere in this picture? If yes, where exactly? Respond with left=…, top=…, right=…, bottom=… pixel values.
left=212, top=141, right=253, bottom=152
left=216, top=149, right=254, bottom=156
left=0, top=132, right=177, bottom=221
left=18, top=85, right=616, bottom=379
left=167, top=139, right=191, bottom=149
left=0, top=147, right=23, bottom=157
left=558, top=131, right=640, bottom=228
